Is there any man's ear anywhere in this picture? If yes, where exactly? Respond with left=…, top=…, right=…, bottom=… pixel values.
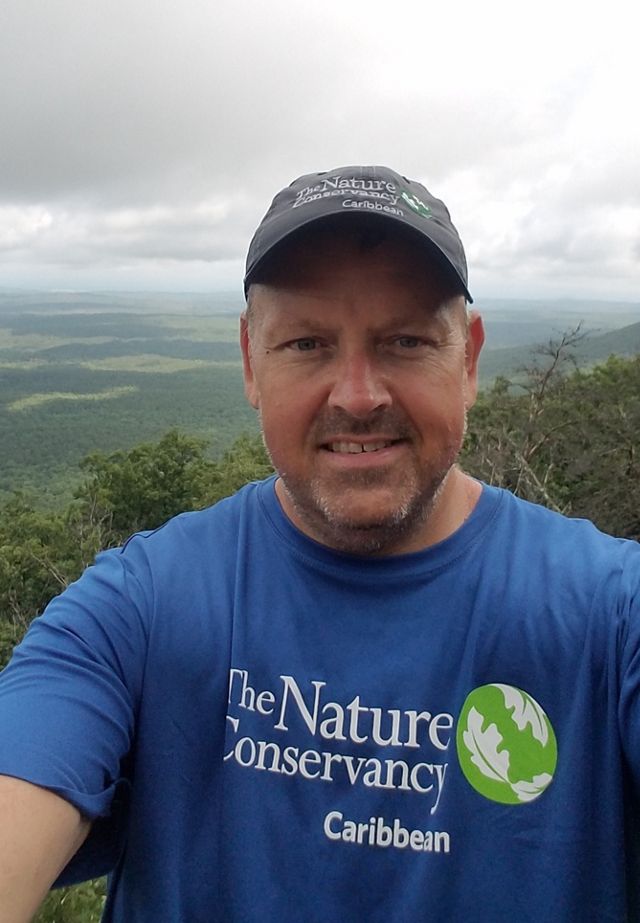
left=240, top=313, right=260, bottom=409
left=463, top=311, right=485, bottom=409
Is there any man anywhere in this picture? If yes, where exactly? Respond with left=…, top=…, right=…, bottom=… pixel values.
left=0, top=165, right=639, bottom=922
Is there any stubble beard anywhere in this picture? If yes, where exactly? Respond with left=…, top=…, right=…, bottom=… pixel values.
left=290, top=468, right=450, bottom=556
left=264, top=409, right=466, bottom=556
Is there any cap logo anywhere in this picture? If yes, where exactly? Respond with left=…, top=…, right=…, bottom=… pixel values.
left=291, top=174, right=401, bottom=211
left=400, top=190, right=432, bottom=218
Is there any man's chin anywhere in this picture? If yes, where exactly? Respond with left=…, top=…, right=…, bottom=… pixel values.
left=278, top=477, right=438, bottom=556
left=299, top=510, right=425, bottom=557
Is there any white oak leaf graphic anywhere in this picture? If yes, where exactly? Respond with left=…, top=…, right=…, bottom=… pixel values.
left=463, top=707, right=511, bottom=784
left=510, top=773, right=553, bottom=803
left=493, top=684, right=549, bottom=746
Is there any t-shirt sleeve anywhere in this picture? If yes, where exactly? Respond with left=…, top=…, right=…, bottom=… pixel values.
left=617, top=547, right=640, bottom=784
left=0, top=539, right=151, bottom=880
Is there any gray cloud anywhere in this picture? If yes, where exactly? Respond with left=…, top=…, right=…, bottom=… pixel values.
left=1, top=0, right=638, bottom=298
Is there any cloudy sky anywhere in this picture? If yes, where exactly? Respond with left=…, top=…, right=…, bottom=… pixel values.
left=1, top=0, right=638, bottom=301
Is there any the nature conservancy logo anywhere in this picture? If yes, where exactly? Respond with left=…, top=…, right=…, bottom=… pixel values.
left=225, top=669, right=451, bottom=817
left=290, top=174, right=426, bottom=219
left=400, top=189, right=432, bottom=218
left=224, top=670, right=557, bottom=854
left=456, top=683, right=557, bottom=804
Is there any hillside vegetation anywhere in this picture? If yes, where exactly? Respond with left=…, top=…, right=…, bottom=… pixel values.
left=478, top=320, right=640, bottom=384
left=3, top=303, right=639, bottom=504
left=0, top=310, right=256, bottom=504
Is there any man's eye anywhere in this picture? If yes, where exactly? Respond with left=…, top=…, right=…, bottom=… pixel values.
left=291, top=338, right=318, bottom=351
left=395, top=336, right=422, bottom=349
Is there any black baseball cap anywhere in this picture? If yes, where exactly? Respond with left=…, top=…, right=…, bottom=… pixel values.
left=244, top=165, right=472, bottom=303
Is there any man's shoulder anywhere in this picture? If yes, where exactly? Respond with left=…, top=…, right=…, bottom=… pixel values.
left=498, top=485, right=632, bottom=539
left=78, top=477, right=277, bottom=592
left=487, top=484, right=640, bottom=581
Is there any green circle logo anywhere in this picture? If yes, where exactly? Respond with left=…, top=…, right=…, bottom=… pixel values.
left=456, top=684, right=557, bottom=804
left=400, top=189, right=432, bottom=218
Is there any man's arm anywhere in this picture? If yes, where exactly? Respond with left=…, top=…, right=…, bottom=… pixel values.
left=0, top=775, right=91, bottom=923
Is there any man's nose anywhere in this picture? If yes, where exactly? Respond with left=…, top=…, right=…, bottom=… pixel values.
left=327, top=352, right=392, bottom=418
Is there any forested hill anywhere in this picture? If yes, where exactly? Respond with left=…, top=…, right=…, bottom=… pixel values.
left=0, top=290, right=243, bottom=315
left=575, top=321, right=640, bottom=360
left=0, top=310, right=253, bottom=504
left=1, top=302, right=638, bottom=505
left=479, top=320, right=640, bottom=384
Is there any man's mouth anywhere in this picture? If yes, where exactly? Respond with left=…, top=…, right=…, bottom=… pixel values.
left=326, top=440, right=397, bottom=454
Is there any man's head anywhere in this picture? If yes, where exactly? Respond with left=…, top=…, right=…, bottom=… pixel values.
left=241, top=166, right=484, bottom=556
left=244, top=164, right=472, bottom=305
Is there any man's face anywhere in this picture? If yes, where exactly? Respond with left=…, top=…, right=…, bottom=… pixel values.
left=241, top=228, right=484, bottom=555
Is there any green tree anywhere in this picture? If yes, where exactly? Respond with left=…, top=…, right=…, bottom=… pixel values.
left=74, top=429, right=219, bottom=541
left=541, top=355, right=640, bottom=537
left=464, top=340, right=640, bottom=540
left=33, top=879, right=107, bottom=923
left=207, top=432, right=273, bottom=502
left=0, top=494, right=87, bottom=631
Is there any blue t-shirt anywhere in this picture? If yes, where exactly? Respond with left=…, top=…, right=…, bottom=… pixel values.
left=1, top=478, right=640, bottom=921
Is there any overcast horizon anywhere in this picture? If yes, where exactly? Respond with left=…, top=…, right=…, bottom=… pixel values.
left=1, top=0, right=638, bottom=304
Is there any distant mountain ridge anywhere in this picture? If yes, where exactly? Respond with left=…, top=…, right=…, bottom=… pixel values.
left=1, top=298, right=638, bottom=505
left=480, top=320, right=640, bottom=385
left=0, top=290, right=244, bottom=315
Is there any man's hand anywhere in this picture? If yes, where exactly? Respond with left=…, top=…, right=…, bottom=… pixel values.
left=0, top=775, right=90, bottom=923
